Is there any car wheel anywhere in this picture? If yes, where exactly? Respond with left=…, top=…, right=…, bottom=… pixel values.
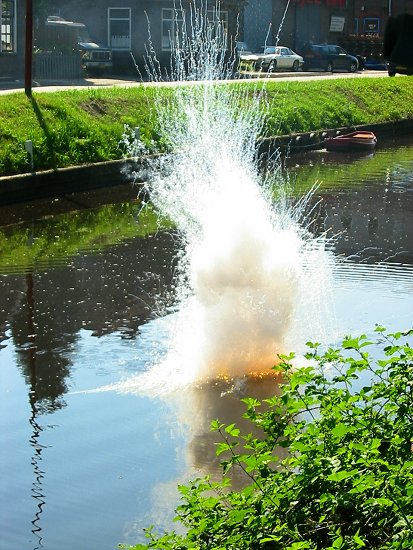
left=388, top=69, right=396, bottom=77
left=349, top=61, right=357, bottom=73
left=326, top=62, right=333, bottom=72
left=292, top=60, right=299, bottom=72
left=269, top=60, right=277, bottom=72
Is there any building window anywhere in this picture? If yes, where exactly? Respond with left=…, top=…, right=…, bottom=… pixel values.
left=161, top=8, right=228, bottom=51
left=207, top=9, right=228, bottom=43
left=1, top=0, right=16, bottom=53
left=161, top=8, right=184, bottom=51
left=108, top=7, right=131, bottom=49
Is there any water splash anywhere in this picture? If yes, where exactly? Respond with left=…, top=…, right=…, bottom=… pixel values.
left=122, top=2, right=335, bottom=394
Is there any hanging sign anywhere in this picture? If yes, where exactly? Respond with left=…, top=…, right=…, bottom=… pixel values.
left=330, top=16, right=345, bottom=32
left=363, top=18, right=380, bottom=34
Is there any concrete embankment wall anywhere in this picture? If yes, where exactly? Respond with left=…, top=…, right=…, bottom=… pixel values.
left=1, top=119, right=413, bottom=206
left=0, top=159, right=143, bottom=206
left=259, top=119, right=413, bottom=154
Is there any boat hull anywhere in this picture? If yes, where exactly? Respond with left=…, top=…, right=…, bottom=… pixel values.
left=324, top=131, right=377, bottom=152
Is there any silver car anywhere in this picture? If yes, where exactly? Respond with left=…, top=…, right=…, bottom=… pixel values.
left=254, top=46, right=304, bottom=72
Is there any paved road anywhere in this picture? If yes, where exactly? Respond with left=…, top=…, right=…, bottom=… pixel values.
left=0, top=69, right=391, bottom=95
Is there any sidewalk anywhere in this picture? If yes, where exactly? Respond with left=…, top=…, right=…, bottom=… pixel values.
left=0, top=70, right=389, bottom=95
left=0, top=75, right=143, bottom=95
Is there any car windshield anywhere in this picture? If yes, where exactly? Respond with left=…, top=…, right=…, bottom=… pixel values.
left=78, top=28, right=91, bottom=42
left=329, top=46, right=345, bottom=54
left=236, top=42, right=250, bottom=53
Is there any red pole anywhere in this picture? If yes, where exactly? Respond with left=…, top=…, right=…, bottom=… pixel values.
left=25, top=0, right=33, bottom=96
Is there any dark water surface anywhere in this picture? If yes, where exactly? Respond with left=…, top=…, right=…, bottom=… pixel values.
left=1, top=136, right=413, bottom=550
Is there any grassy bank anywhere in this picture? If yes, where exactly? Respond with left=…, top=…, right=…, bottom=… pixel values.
left=1, top=77, right=413, bottom=177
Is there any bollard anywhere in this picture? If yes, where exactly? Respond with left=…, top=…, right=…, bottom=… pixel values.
left=25, top=140, right=34, bottom=170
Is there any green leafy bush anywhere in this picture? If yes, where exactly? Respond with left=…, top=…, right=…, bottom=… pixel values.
left=124, top=328, right=413, bottom=549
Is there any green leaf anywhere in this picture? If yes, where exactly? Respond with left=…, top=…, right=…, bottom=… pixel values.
left=327, top=469, right=358, bottom=482
left=342, top=337, right=360, bottom=349
left=215, top=442, right=232, bottom=456
left=210, top=419, right=224, bottom=431
left=332, top=534, right=344, bottom=548
left=331, top=423, right=350, bottom=440
left=365, top=497, right=394, bottom=507
left=224, top=423, right=240, bottom=437
left=353, top=532, right=366, bottom=547
left=228, top=509, right=249, bottom=522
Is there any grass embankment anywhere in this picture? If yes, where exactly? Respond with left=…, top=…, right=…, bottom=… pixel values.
left=1, top=77, right=413, bottom=177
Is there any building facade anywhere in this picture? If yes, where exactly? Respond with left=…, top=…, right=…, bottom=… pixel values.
left=244, top=0, right=413, bottom=63
left=291, top=0, right=413, bottom=54
left=62, top=0, right=246, bottom=74
left=243, top=0, right=273, bottom=52
left=0, top=0, right=25, bottom=80
left=1, top=0, right=246, bottom=80
left=2, top=0, right=412, bottom=81
left=273, top=0, right=413, bottom=56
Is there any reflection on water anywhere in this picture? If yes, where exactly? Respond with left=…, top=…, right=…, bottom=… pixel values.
left=29, top=410, right=45, bottom=550
left=286, top=138, right=413, bottom=266
left=0, top=136, right=413, bottom=549
left=179, top=375, right=287, bottom=486
left=287, top=136, right=413, bottom=337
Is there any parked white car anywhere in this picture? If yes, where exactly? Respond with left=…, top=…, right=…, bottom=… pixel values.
left=253, top=46, right=304, bottom=72
left=236, top=41, right=253, bottom=56
left=237, top=42, right=261, bottom=71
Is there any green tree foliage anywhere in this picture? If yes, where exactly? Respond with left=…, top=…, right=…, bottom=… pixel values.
left=123, top=328, right=413, bottom=549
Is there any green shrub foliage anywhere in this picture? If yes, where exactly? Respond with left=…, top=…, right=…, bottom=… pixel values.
left=125, top=327, right=413, bottom=549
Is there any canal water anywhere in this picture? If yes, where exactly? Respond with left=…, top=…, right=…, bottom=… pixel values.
left=1, top=135, right=413, bottom=550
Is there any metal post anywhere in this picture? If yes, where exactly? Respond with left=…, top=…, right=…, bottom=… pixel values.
left=25, top=0, right=33, bottom=96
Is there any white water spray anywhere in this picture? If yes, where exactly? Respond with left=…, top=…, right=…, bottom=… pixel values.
left=122, top=2, right=334, bottom=393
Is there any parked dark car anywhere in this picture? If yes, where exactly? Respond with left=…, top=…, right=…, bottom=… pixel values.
left=387, top=62, right=413, bottom=76
left=38, top=16, right=113, bottom=75
left=301, top=44, right=362, bottom=72
left=384, top=14, right=413, bottom=76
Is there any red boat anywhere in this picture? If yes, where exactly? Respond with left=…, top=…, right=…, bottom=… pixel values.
left=324, top=130, right=377, bottom=152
